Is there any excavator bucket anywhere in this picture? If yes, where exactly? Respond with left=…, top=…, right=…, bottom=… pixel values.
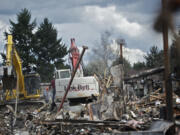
left=1, top=65, right=16, bottom=90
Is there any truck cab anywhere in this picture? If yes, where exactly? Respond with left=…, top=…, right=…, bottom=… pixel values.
left=55, top=69, right=71, bottom=79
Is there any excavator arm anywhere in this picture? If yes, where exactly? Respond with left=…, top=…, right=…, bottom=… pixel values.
left=6, top=35, right=13, bottom=66
left=4, top=35, right=26, bottom=100
left=1, top=35, right=40, bottom=102
left=12, top=49, right=26, bottom=96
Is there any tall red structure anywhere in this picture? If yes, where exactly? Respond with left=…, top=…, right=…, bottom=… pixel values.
left=70, top=38, right=80, bottom=71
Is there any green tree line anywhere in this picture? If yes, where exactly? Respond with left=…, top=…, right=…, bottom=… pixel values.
left=133, top=41, right=179, bottom=77
left=3, top=8, right=68, bottom=82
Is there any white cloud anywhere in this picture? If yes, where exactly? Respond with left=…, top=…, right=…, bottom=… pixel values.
left=0, top=20, right=8, bottom=44
left=83, top=5, right=143, bottom=37
left=0, top=20, right=9, bottom=62
left=81, top=5, right=164, bottom=52
left=54, top=23, right=100, bottom=48
left=123, top=47, right=146, bottom=65
left=110, top=40, right=146, bottom=65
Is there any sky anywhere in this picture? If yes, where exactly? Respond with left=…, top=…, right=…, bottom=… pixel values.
left=0, top=0, right=179, bottom=65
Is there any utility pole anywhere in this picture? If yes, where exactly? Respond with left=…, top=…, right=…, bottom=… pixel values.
left=116, top=39, right=126, bottom=112
left=162, top=0, right=174, bottom=122
left=116, top=39, right=125, bottom=63
left=120, top=42, right=123, bottom=62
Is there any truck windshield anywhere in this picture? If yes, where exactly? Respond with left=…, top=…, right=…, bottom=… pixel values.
left=60, top=71, right=70, bottom=78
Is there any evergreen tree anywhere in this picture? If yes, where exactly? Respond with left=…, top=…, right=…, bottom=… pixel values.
left=34, top=18, right=67, bottom=82
left=170, top=34, right=180, bottom=78
left=5, top=8, right=36, bottom=69
left=144, top=46, right=163, bottom=68
left=133, top=62, right=146, bottom=71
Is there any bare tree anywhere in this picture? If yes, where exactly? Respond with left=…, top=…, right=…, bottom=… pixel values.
left=93, top=30, right=116, bottom=67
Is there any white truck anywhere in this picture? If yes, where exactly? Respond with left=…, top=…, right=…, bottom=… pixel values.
left=55, top=69, right=99, bottom=100
left=54, top=39, right=99, bottom=102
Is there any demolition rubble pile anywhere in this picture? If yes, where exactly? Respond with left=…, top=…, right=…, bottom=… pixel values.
left=89, top=74, right=158, bottom=129
left=0, top=68, right=180, bottom=134
left=0, top=102, right=44, bottom=135
left=0, top=107, right=10, bottom=134
left=93, top=72, right=180, bottom=121
left=0, top=86, right=178, bottom=134
left=17, top=73, right=179, bottom=134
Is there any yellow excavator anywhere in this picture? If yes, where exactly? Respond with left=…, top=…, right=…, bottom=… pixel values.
left=0, top=35, right=41, bottom=103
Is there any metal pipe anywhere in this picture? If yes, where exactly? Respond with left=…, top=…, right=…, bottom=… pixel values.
left=162, top=0, right=174, bottom=121
left=57, top=46, right=88, bottom=112
left=120, top=43, right=123, bottom=62
left=120, top=43, right=125, bottom=113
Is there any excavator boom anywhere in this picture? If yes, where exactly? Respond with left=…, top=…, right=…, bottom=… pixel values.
left=1, top=35, right=40, bottom=101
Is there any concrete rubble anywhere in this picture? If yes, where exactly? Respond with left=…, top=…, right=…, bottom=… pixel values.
left=0, top=92, right=178, bottom=135
left=0, top=66, right=179, bottom=134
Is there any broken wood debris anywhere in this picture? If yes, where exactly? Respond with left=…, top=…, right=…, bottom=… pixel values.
left=0, top=68, right=179, bottom=134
